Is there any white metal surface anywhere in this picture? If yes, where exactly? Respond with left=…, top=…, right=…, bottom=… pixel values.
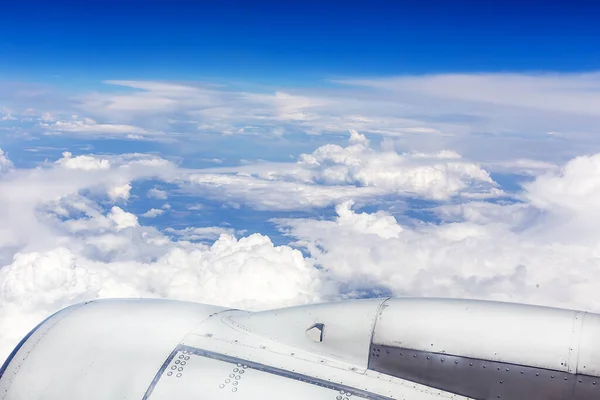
left=172, top=306, right=469, bottom=400
left=228, top=298, right=387, bottom=370
left=0, top=299, right=227, bottom=400
left=576, top=311, right=600, bottom=376
left=371, top=298, right=594, bottom=373
left=3, top=296, right=600, bottom=400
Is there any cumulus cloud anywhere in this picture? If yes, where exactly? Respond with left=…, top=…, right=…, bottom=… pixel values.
left=274, top=193, right=600, bottom=313
left=0, top=231, right=323, bottom=360
left=3, top=129, right=600, bottom=369
left=0, top=149, right=328, bottom=361
left=189, top=132, right=502, bottom=208
left=0, top=149, right=13, bottom=174
left=56, top=152, right=111, bottom=170
left=107, top=183, right=132, bottom=201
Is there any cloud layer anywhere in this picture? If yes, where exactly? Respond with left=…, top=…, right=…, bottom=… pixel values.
left=4, top=72, right=600, bottom=163
left=3, top=72, right=600, bottom=366
left=2, top=135, right=600, bottom=363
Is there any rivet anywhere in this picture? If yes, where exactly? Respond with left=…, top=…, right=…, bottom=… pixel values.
left=427, top=356, right=430, bottom=360
left=179, top=355, right=184, bottom=359
left=455, top=361, right=459, bottom=364
left=232, top=387, right=237, bottom=392
left=171, top=366, right=177, bottom=370
left=336, top=397, right=342, bottom=400
left=178, top=367, right=183, bottom=372
left=243, top=365, right=248, bottom=369
left=226, top=379, right=230, bottom=383
left=167, top=372, right=172, bottom=376
left=176, top=373, right=182, bottom=378
left=175, top=360, right=180, bottom=365
left=219, top=384, right=225, bottom=388
left=230, top=374, right=235, bottom=378
left=239, top=370, right=245, bottom=374
left=233, top=381, right=238, bottom=386
left=181, top=361, right=186, bottom=366
left=236, top=375, right=241, bottom=380
left=184, top=356, right=190, bottom=360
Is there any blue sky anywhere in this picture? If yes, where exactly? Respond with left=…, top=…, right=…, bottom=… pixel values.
left=3, top=0, right=600, bottom=361
left=2, top=1, right=600, bottom=82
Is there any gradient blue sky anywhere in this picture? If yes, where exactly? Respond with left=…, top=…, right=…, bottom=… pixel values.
left=2, top=0, right=600, bottom=83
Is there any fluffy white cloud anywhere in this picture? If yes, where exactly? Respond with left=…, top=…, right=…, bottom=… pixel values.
left=107, top=183, right=132, bottom=201
left=0, top=149, right=327, bottom=361
left=56, top=152, right=111, bottom=170
left=3, top=131, right=600, bottom=369
left=190, top=132, right=502, bottom=207
left=0, top=231, right=323, bottom=360
left=0, top=149, right=13, bottom=174
left=274, top=196, right=600, bottom=313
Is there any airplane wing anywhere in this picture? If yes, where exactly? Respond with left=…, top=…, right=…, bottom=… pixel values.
left=1, top=297, right=599, bottom=399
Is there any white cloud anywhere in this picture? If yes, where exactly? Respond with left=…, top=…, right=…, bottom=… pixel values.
left=0, top=149, right=13, bottom=174
left=0, top=232, right=323, bottom=361
left=0, top=150, right=328, bottom=361
left=142, top=208, right=164, bottom=218
left=56, top=152, right=111, bottom=170
left=107, top=183, right=132, bottom=201
left=181, top=172, right=385, bottom=211
left=4, top=74, right=600, bottom=166
left=339, top=72, right=600, bottom=117
left=147, top=188, right=168, bottom=199
left=274, top=193, right=600, bottom=313
left=107, top=206, right=138, bottom=230
left=42, top=117, right=155, bottom=140
left=192, top=132, right=502, bottom=205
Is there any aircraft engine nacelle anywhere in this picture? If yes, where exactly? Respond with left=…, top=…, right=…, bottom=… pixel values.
left=1, top=297, right=600, bottom=400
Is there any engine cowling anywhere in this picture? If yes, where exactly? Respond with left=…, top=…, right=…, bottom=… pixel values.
left=1, top=297, right=600, bottom=400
